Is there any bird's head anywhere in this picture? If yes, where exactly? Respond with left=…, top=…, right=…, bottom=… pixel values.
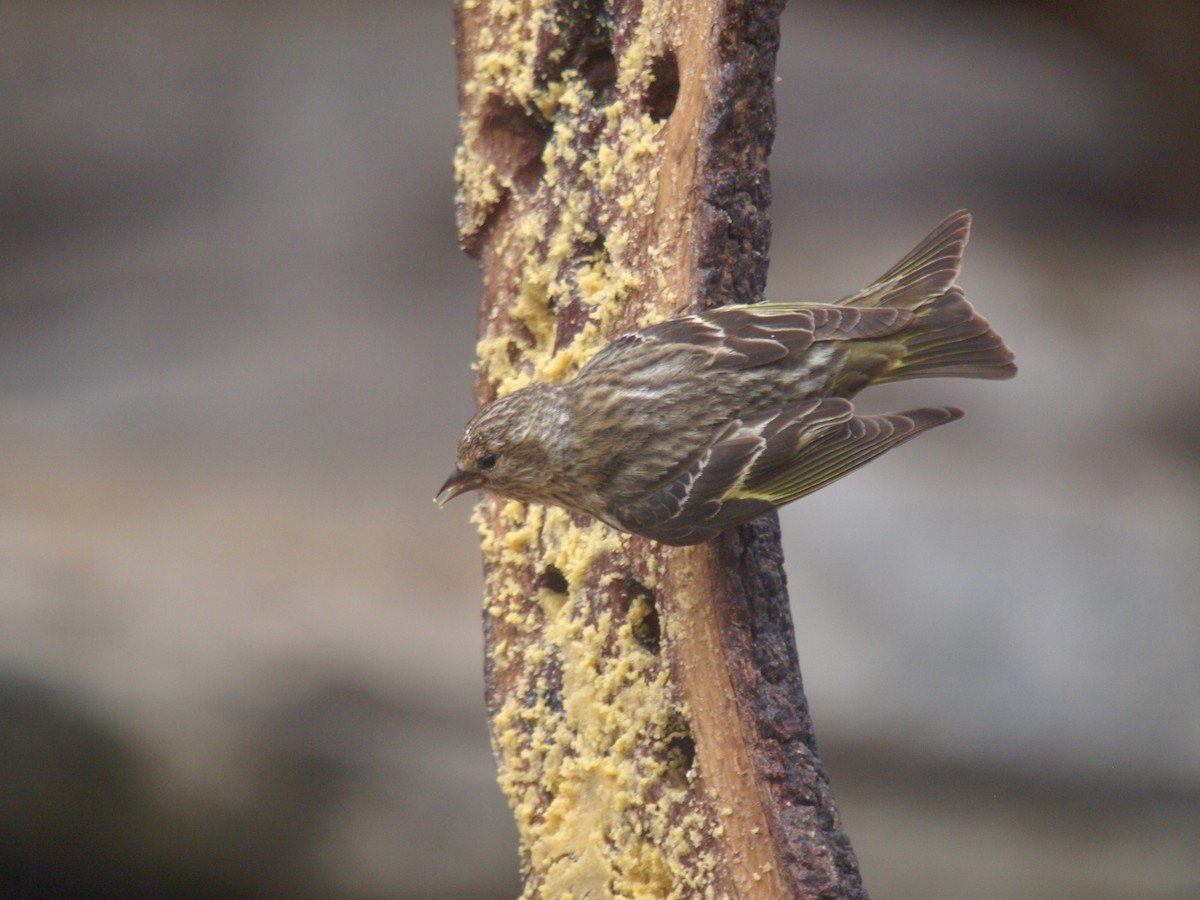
left=435, top=385, right=564, bottom=508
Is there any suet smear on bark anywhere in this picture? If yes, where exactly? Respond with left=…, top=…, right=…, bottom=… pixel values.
left=454, top=0, right=868, bottom=896
left=456, top=0, right=738, bottom=893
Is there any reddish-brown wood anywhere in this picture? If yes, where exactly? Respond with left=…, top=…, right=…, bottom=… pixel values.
left=454, top=1, right=866, bottom=895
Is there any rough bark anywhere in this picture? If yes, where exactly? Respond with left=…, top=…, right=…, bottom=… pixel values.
left=453, top=0, right=866, bottom=896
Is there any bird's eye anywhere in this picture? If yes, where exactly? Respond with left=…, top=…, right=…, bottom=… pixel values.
left=479, top=453, right=498, bottom=470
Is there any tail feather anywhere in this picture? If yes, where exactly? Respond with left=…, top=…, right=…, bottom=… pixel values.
left=838, top=209, right=972, bottom=310
left=839, top=211, right=1017, bottom=384
left=881, top=287, right=1017, bottom=382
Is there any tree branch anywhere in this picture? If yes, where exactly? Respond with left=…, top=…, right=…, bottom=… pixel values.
left=454, top=0, right=866, bottom=895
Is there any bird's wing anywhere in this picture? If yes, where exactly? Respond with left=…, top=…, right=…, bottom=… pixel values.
left=613, top=399, right=962, bottom=545
left=609, top=304, right=913, bottom=371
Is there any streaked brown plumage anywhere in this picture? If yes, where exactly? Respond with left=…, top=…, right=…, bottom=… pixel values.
left=437, top=210, right=1016, bottom=545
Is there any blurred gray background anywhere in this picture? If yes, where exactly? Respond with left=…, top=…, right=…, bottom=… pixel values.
left=2, top=2, right=1198, bottom=898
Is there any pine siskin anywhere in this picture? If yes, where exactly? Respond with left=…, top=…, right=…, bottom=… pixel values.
left=436, top=210, right=1016, bottom=545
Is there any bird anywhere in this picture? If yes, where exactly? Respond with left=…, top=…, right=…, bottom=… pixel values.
left=436, top=210, right=1016, bottom=545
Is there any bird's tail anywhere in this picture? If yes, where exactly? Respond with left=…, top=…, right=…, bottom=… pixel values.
left=837, top=210, right=1017, bottom=383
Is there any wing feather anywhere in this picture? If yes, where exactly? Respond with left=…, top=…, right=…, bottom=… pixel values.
left=614, top=399, right=962, bottom=545
left=611, top=305, right=913, bottom=372
left=740, top=405, right=962, bottom=501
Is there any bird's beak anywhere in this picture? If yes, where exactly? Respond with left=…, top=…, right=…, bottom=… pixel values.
left=435, top=468, right=482, bottom=507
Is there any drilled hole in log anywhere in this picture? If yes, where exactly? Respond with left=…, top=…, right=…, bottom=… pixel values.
left=533, top=0, right=608, bottom=89
left=580, top=232, right=609, bottom=263
left=629, top=590, right=661, bottom=654
left=480, top=96, right=550, bottom=191
left=663, top=713, right=696, bottom=789
left=537, top=564, right=569, bottom=595
left=645, top=50, right=680, bottom=122
left=616, top=578, right=661, bottom=654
